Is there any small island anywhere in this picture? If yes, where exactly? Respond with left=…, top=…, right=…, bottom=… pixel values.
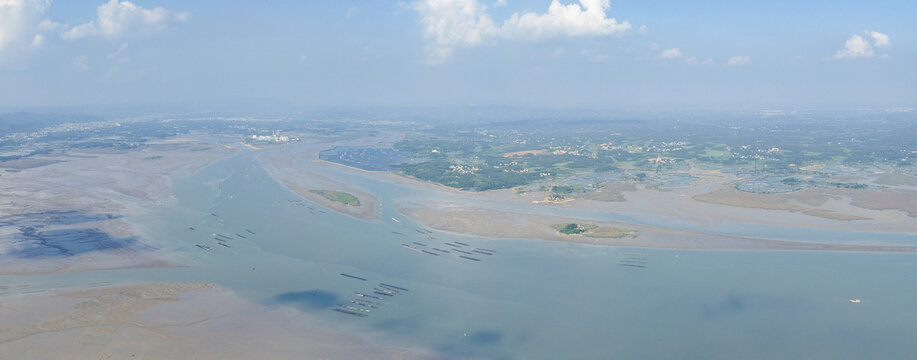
left=552, top=223, right=637, bottom=239
left=309, top=190, right=360, bottom=206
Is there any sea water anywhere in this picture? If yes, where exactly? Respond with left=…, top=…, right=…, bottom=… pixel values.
left=4, top=150, right=917, bottom=359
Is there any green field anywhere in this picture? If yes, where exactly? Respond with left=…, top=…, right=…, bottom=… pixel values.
left=309, top=190, right=360, bottom=206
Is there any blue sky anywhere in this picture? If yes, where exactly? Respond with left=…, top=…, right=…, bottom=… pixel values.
left=0, top=0, right=914, bottom=109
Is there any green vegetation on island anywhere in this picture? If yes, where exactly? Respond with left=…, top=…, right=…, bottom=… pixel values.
left=555, top=223, right=589, bottom=235
left=309, top=190, right=360, bottom=206
left=552, top=223, right=638, bottom=238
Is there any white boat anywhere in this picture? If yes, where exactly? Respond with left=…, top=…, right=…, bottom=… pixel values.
left=849, top=299, right=861, bottom=304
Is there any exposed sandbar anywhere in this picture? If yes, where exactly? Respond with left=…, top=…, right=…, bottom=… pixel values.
left=0, top=282, right=435, bottom=359
left=397, top=202, right=917, bottom=252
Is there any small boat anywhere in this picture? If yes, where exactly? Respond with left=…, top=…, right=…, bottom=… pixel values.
left=188, top=226, right=195, bottom=230
left=849, top=299, right=861, bottom=304
left=391, top=217, right=401, bottom=224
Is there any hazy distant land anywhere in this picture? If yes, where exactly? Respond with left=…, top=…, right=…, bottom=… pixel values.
left=2, top=112, right=917, bottom=357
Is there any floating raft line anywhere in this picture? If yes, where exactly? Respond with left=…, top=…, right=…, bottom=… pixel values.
left=619, top=259, right=647, bottom=264
left=432, top=248, right=450, bottom=253
left=352, top=299, right=383, bottom=307
left=340, top=273, right=367, bottom=281
left=235, top=233, right=247, bottom=239
left=618, top=263, right=646, bottom=268
left=623, top=252, right=649, bottom=257
left=379, top=283, right=409, bottom=292
left=195, top=244, right=213, bottom=251
left=444, top=243, right=461, bottom=248
left=401, top=244, right=422, bottom=254
left=340, top=304, right=371, bottom=313
left=472, top=249, right=493, bottom=256
left=245, top=229, right=255, bottom=234
left=332, top=308, right=368, bottom=317
left=412, top=241, right=427, bottom=246
left=452, top=249, right=472, bottom=255
left=354, top=292, right=384, bottom=300
left=217, top=242, right=231, bottom=248
left=454, top=241, right=470, bottom=246
left=475, top=248, right=496, bottom=253
left=459, top=255, right=481, bottom=262
left=374, top=287, right=397, bottom=295
left=422, top=250, right=440, bottom=256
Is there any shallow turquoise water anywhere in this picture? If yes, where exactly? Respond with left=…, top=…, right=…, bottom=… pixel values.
left=5, top=151, right=917, bottom=359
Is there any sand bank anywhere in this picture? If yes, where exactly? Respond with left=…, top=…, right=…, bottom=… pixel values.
left=397, top=202, right=917, bottom=252
left=259, top=147, right=378, bottom=221
left=0, top=282, right=435, bottom=359
left=0, top=142, right=235, bottom=275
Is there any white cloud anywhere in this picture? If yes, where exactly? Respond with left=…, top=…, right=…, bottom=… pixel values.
left=62, top=0, right=189, bottom=40
left=834, top=31, right=891, bottom=59
left=868, top=30, right=890, bottom=48
left=638, top=24, right=647, bottom=33
left=657, top=47, right=683, bottom=59
left=29, top=33, right=42, bottom=48
left=73, top=55, right=89, bottom=70
left=0, top=0, right=49, bottom=53
left=412, top=0, right=630, bottom=63
left=411, top=0, right=497, bottom=63
left=726, top=55, right=750, bottom=66
left=107, top=42, right=129, bottom=62
left=579, top=49, right=608, bottom=62
left=656, top=47, right=710, bottom=65
left=37, top=18, right=64, bottom=32
left=501, top=0, right=630, bottom=40
left=346, top=6, right=359, bottom=19
left=834, top=34, right=873, bottom=58
left=493, top=0, right=507, bottom=6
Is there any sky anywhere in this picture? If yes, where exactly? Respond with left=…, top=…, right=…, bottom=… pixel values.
left=0, top=0, right=914, bottom=110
